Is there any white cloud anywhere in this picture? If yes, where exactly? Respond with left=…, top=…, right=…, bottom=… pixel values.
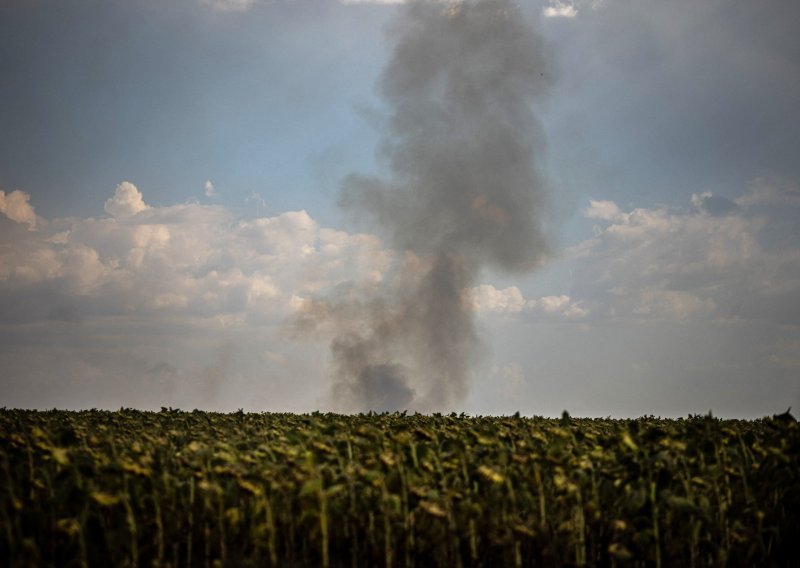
left=1, top=182, right=391, bottom=324
left=0, top=189, right=37, bottom=229
left=543, top=0, right=606, bottom=18
left=527, top=295, right=588, bottom=318
left=569, top=189, right=800, bottom=323
left=471, top=284, right=526, bottom=314
left=2, top=180, right=797, bottom=415
left=0, top=245, right=60, bottom=284
left=584, top=199, right=623, bottom=221
left=543, top=1, right=578, bottom=18
left=204, top=180, right=217, bottom=198
left=471, top=284, right=588, bottom=319
left=0, top=182, right=396, bottom=410
left=13, top=183, right=785, bottom=331
left=104, top=181, right=149, bottom=218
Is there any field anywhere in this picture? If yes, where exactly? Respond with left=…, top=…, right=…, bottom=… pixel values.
left=0, top=409, right=797, bottom=567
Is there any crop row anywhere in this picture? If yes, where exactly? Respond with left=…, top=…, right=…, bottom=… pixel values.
left=0, top=409, right=798, bottom=566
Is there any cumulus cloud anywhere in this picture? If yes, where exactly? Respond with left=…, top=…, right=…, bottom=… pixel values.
left=204, top=180, right=217, bottom=198
left=584, top=199, right=623, bottom=222
left=104, top=181, right=149, bottom=218
left=527, top=294, right=589, bottom=318
left=568, top=187, right=800, bottom=324
left=543, top=1, right=578, bottom=18
left=471, top=284, right=526, bottom=314
left=471, top=284, right=587, bottom=319
left=1, top=182, right=391, bottom=324
left=542, top=0, right=603, bottom=18
left=0, top=189, right=37, bottom=229
left=0, top=181, right=400, bottom=410
left=2, top=179, right=797, bottom=414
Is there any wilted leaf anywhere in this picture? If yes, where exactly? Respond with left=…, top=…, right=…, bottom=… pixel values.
left=513, top=524, right=536, bottom=538
left=50, top=447, right=70, bottom=466
left=326, top=484, right=346, bottom=498
left=419, top=500, right=447, bottom=518
left=477, top=465, right=505, bottom=484
left=121, top=460, right=152, bottom=477
left=238, top=479, right=263, bottom=496
left=225, top=507, right=241, bottom=527
left=199, top=479, right=223, bottom=494
left=608, top=543, right=633, bottom=559
left=91, top=491, right=121, bottom=507
left=56, top=518, right=81, bottom=536
left=621, top=432, right=638, bottom=452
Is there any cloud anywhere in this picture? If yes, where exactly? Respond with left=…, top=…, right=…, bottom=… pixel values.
left=198, top=0, right=602, bottom=14
left=527, top=294, right=588, bottom=318
left=543, top=1, right=578, bottom=18
left=204, top=180, right=217, bottom=198
left=471, top=284, right=587, bottom=319
left=568, top=187, right=800, bottom=324
left=542, top=0, right=604, bottom=18
left=1, top=180, right=797, bottom=415
left=735, top=177, right=800, bottom=209
left=0, top=181, right=398, bottom=410
left=584, top=199, right=623, bottom=222
left=104, top=181, right=149, bottom=218
left=1, top=182, right=391, bottom=324
left=0, top=189, right=37, bottom=229
left=471, top=284, right=526, bottom=314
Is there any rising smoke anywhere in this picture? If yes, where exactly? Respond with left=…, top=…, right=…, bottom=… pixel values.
left=296, top=0, right=555, bottom=412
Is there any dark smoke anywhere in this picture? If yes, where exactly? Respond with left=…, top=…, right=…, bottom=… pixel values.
left=297, top=0, right=554, bottom=412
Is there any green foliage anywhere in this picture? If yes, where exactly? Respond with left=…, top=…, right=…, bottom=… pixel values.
left=0, top=409, right=798, bottom=566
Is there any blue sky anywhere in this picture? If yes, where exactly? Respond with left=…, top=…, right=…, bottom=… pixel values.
left=1, top=0, right=391, bottom=223
left=1, top=0, right=798, bottom=416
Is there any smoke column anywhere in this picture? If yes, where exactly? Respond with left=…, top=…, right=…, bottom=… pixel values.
left=298, top=0, right=554, bottom=412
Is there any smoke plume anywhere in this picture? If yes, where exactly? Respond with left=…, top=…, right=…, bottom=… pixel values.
left=297, top=0, right=555, bottom=412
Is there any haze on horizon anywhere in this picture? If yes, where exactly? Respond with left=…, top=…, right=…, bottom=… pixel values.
left=0, top=0, right=798, bottom=417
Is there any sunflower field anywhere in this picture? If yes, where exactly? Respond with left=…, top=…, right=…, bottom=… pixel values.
left=0, top=409, right=797, bottom=567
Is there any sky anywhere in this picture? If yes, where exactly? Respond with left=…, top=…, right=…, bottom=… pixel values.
left=1, top=0, right=798, bottom=417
